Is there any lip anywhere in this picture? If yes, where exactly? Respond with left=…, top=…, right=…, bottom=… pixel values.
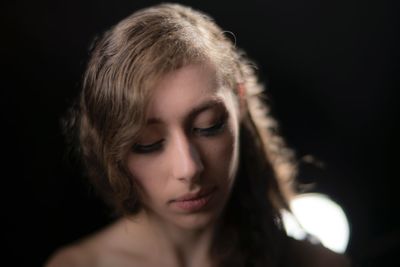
left=170, top=187, right=217, bottom=212
left=173, top=187, right=216, bottom=202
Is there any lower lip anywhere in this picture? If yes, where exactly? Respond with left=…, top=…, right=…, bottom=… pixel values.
left=171, top=190, right=215, bottom=212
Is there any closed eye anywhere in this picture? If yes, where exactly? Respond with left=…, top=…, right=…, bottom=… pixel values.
left=193, top=118, right=226, bottom=137
left=131, top=139, right=164, bottom=154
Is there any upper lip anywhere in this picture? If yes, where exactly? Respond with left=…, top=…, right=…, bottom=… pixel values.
left=172, top=187, right=216, bottom=202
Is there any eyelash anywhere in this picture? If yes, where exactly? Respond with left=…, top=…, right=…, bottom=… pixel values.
left=131, top=139, right=164, bottom=154
left=192, top=119, right=226, bottom=136
left=131, top=117, right=227, bottom=154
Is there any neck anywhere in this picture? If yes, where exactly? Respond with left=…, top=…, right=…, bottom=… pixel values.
left=127, top=210, right=215, bottom=267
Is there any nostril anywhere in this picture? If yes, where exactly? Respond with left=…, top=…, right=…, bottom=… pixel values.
left=177, top=149, right=203, bottom=182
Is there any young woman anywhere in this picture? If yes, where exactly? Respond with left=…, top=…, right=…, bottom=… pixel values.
left=46, top=3, right=350, bottom=267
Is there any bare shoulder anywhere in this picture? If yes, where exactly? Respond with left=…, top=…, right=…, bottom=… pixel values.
left=44, top=218, right=147, bottom=267
left=285, top=238, right=351, bottom=267
left=44, top=224, right=113, bottom=267
left=44, top=243, right=95, bottom=267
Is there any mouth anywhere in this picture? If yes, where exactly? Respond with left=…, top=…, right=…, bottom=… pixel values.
left=170, top=187, right=217, bottom=212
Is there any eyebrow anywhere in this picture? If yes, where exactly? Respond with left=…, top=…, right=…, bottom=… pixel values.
left=146, top=98, right=225, bottom=125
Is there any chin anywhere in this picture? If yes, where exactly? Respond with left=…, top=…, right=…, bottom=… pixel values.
left=173, top=212, right=219, bottom=231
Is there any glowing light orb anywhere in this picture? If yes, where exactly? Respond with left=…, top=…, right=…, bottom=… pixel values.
left=282, top=193, right=350, bottom=253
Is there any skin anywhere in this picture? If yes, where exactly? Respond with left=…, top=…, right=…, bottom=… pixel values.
left=124, top=63, right=240, bottom=266
left=45, top=63, right=351, bottom=267
left=126, top=63, right=240, bottom=231
left=46, top=63, right=241, bottom=267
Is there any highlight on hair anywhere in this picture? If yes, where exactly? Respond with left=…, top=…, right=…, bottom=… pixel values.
left=65, top=3, right=298, bottom=266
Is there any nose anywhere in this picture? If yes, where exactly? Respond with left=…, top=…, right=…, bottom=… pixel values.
left=169, top=130, right=204, bottom=183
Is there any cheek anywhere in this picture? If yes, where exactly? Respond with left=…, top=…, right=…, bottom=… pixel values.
left=201, top=127, right=237, bottom=178
left=126, top=157, right=167, bottom=202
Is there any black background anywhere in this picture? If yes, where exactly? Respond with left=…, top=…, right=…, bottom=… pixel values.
left=3, top=0, right=399, bottom=266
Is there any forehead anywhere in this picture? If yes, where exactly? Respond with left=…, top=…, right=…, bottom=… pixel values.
left=146, top=64, right=227, bottom=120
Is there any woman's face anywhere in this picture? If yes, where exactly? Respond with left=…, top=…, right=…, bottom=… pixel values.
left=126, top=63, right=240, bottom=230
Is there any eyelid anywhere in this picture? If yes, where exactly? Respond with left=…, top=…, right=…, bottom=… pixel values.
left=193, top=114, right=227, bottom=136
left=193, top=106, right=228, bottom=125
left=131, top=139, right=164, bottom=153
left=131, top=109, right=229, bottom=153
